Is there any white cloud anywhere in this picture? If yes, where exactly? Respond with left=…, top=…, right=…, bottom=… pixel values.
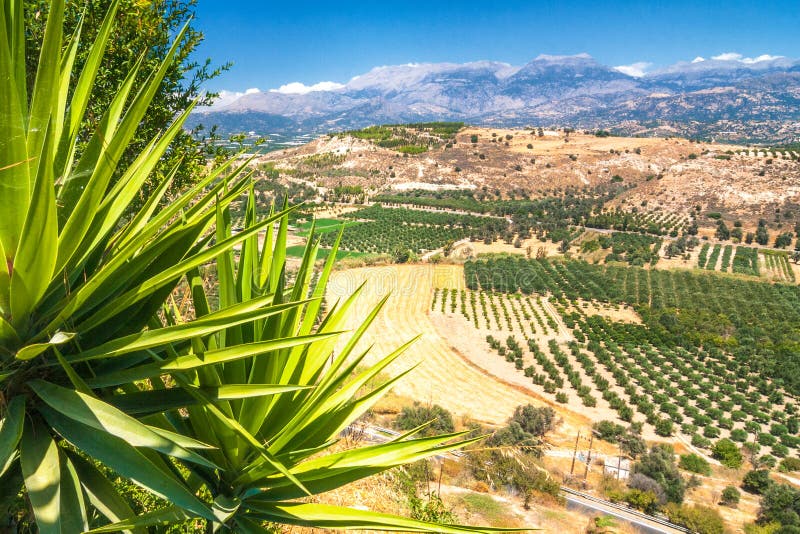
left=614, top=61, right=652, bottom=77
left=711, top=52, right=743, bottom=61
left=742, top=54, right=784, bottom=64
left=270, top=81, right=345, bottom=94
left=203, top=88, right=260, bottom=109
left=711, top=52, right=784, bottom=63
left=691, top=56, right=705, bottom=63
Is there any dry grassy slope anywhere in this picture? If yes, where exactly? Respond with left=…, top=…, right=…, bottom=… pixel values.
left=259, top=127, right=800, bottom=225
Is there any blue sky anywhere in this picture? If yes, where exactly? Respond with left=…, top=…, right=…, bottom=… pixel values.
left=195, top=0, right=800, bottom=93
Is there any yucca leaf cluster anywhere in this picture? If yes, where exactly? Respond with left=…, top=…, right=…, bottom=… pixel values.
left=0, top=1, right=511, bottom=532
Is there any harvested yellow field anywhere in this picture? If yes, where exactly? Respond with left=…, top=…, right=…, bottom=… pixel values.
left=327, top=264, right=537, bottom=425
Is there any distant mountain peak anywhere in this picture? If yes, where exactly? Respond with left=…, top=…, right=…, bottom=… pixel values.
left=533, top=52, right=594, bottom=62
left=651, top=55, right=798, bottom=76
left=191, top=52, right=800, bottom=144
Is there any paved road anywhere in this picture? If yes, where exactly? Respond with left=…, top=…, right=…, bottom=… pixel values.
left=347, top=424, right=688, bottom=533
left=561, top=488, right=688, bottom=534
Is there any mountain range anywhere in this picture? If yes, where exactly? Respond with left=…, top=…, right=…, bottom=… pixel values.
left=188, top=54, right=800, bottom=144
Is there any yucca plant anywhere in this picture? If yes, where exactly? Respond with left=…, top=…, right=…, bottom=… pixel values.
left=0, top=1, right=514, bottom=531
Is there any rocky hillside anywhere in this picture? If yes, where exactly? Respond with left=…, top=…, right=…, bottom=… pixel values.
left=257, top=125, right=800, bottom=225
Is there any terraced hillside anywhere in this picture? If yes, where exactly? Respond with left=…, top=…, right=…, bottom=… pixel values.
left=258, top=126, right=800, bottom=231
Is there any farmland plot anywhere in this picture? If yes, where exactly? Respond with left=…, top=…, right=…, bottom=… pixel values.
left=464, top=257, right=800, bottom=455
left=428, top=286, right=629, bottom=432
left=761, top=250, right=796, bottom=283
left=319, top=205, right=508, bottom=254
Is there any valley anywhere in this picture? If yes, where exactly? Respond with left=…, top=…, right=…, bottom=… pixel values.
left=250, top=123, right=800, bottom=532
left=10, top=2, right=800, bottom=532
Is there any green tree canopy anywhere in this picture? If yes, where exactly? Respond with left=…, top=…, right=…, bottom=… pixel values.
left=712, top=438, right=744, bottom=469
left=24, top=0, right=228, bottom=199
left=633, top=444, right=686, bottom=504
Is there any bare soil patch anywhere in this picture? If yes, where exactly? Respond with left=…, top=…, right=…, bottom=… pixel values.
left=570, top=299, right=642, bottom=324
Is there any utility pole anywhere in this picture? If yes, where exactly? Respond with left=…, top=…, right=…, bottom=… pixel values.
left=570, top=430, right=581, bottom=475
left=437, top=459, right=444, bottom=494
left=584, top=433, right=594, bottom=480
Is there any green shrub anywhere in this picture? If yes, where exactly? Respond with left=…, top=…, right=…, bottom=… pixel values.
left=772, top=444, right=789, bottom=458
left=742, top=469, right=773, bottom=495
left=712, top=439, right=743, bottom=468
left=730, top=428, right=748, bottom=442
left=395, top=402, right=456, bottom=436
left=759, top=455, right=778, bottom=469
left=759, top=432, right=778, bottom=446
left=770, top=423, right=789, bottom=436
left=623, top=489, right=659, bottom=514
left=486, top=405, right=558, bottom=452
left=664, top=503, right=724, bottom=534
left=779, top=457, right=800, bottom=473
left=679, top=454, right=712, bottom=476
left=655, top=418, right=674, bottom=437
left=721, top=485, right=740, bottom=507
left=593, top=420, right=626, bottom=441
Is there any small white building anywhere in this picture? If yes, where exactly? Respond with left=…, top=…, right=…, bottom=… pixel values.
left=604, top=457, right=631, bottom=480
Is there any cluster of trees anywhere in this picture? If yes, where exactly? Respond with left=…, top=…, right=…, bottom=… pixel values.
left=323, top=184, right=365, bottom=204
left=604, top=445, right=698, bottom=518
left=319, top=205, right=507, bottom=255
left=373, top=185, right=685, bottom=246
left=705, top=216, right=800, bottom=252
left=597, top=233, right=662, bottom=266
left=592, top=421, right=647, bottom=457
left=603, top=444, right=726, bottom=533
left=732, top=246, right=761, bottom=276
left=342, top=122, right=464, bottom=153
left=447, top=289, right=555, bottom=335
left=394, top=403, right=560, bottom=508
left=664, top=234, right=700, bottom=258
left=486, top=405, right=557, bottom=450
left=740, top=469, right=800, bottom=529
left=596, top=423, right=797, bottom=532
left=585, top=208, right=686, bottom=236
